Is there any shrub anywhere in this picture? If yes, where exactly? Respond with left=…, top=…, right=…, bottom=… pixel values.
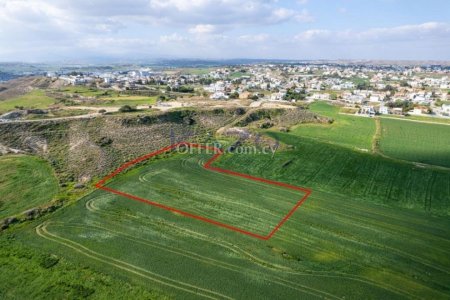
left=118, top=105, right=136, bottom=113
left=40, top=254, right=59, bottom=269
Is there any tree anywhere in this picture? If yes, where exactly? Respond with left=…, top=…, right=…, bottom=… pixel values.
left=229, top=92, right=239, bottom=99
left=399, top=80, right=411, bottom=88
left=171, top=86, right=195, bottom=93
left=118, top=105, right=136, bottom=113
left=356, top=81, right=370, bottom=90
left=284, top=89, right=306, bottom=101
left=383, top=85, right=397, bottom=92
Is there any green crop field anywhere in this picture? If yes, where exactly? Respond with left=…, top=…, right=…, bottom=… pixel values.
left=0, top=155, right=59, bottom=219
left=291, top=102, right=376, bottom=151
left=216, top=133, right=450, bottom=214
left=380, top=118, right=450, bottom=168
left=103, top=151, right=305, bottom=235
left=7, top=145, right=449, bottom=299
left=1, top=102, right=450, bottom=299
left=0, top=90, right=56, bottom=113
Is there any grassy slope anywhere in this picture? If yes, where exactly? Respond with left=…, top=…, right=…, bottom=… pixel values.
left=0, top=155, right=60, bottom=219
left=0, top=90, right=55, bottom=113
left=10, top=150, right=449, bottom=299
left=380, top=118, right=450, bottom=168
left=291, top=102, right=376, bottom=151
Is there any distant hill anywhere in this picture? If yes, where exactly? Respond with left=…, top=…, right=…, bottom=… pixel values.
left=0, top=72, right=20, bottom=82
left=0, top=76, right=54, bottom=101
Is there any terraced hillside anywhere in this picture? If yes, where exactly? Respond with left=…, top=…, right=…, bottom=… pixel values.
left=0, top=107, right=319, bottom=184
left=0, top=109, right=243, bottom=183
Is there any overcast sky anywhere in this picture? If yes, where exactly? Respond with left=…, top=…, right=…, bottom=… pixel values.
left=0, top=0, right=449, bottom=62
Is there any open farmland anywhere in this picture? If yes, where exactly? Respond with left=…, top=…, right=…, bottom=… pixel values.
left=0, top=155, right=59, bottom=219
left=291, top=102, right=376, bottom=151
left=379, top=118, right=450, bottom=168
left=13, top=146, right=449, bottom=299
left=1, top=104, right=449, bottom=298
left=216, top=132, right=450, bottom=214
left=0, top=90, right=56, bottom=113
left=99, top=150, right=307, bottom=237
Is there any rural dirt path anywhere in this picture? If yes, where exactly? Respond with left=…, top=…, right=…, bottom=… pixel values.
left=371, top=117, right=382, bottom=154
left=380, top=116, right=450, bottom=126
left=338, top=112, right=450, bottom=171
left=339, top=112, right=450, bottom=126
left=0, top=113, right=101, bottom=124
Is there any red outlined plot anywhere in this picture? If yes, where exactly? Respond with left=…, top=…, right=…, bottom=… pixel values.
left=95, top=142, right=312, bottom=240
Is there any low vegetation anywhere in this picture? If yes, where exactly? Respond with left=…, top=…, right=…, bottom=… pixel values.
left=0, top=90, right=56, bottom=114
left=0, top=155, right=59, bottom=219
left=0, top=234, right=168, bottom=299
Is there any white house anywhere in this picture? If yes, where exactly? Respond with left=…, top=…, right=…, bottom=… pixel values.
left=379, top=105, right=389, bottom=115
left=314, top=93, right=330, bottom=100
left=270, top=92, right=286, bottom=101
left=370, top=95, right=381, bottom=102
left=359, top=105, right=376, bottom=116
left=442, top=104, right=450, bottom=114
left=210, top=92, right=228, bottom=100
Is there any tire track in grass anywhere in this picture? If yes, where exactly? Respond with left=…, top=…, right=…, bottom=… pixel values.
left=130, top=154, right=301, bottom=234
left=36, top=223, right=233, bottom=300
left=113, top=220, right=416, bottom=299
left=85, top=200, right=414, bottom=299
left=47, top=222, right=340, bottom=300
left=270, top=231, right=428, bottom=299
left=372, top=117, right=382, bottom=154
left=314, top=191, right=450, bottom=233
left=86, top=196, right=420, bottom=299
left=289, top=205, right=450, bottom=275
left=88, top=187, right=450, bottom=278
left=425, top=173, right=437, bottom=211
left=132, top=177, right=279, bottom=234
left=86, top=198, right=306, bottom=273
left=88, top=154, right=442, bottom=296
left=321, top=197, right=450, bottom=246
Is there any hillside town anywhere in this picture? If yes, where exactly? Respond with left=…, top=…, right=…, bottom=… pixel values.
left=52, top=63, right=450, bottom=119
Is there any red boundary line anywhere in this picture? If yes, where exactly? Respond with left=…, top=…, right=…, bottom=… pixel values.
left=95, top=142, right=312, bottom=240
